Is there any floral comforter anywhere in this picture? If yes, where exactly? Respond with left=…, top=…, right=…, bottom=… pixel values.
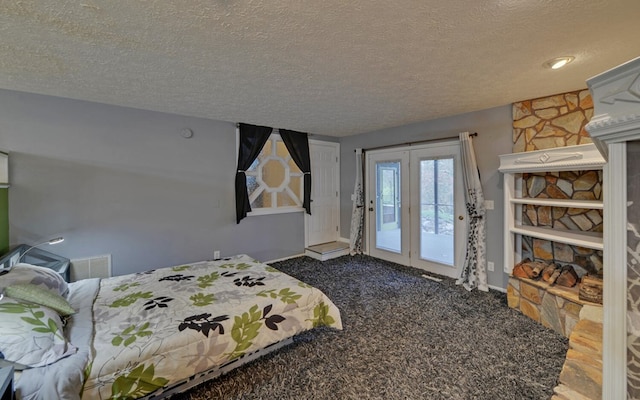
left=82, top=255, right=342, bottom=399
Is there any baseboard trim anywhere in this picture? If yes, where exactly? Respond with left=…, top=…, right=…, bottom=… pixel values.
left=264, top=253, right=305, bottom=264
left=488, top=284, right=507, bottom=293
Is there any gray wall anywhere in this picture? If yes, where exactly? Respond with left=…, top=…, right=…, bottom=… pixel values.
left=0, top=89, right=305, bottom=275
left=0, top=88, right=513, bottom=288
left=339, top=105, right=513, bottom=289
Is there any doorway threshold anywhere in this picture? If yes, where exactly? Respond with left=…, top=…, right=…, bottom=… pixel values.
left=305, top=241, right=350, bottom=261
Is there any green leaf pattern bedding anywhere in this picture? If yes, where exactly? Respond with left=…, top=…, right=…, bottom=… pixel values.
left=83, top=255, right=342, bottom=399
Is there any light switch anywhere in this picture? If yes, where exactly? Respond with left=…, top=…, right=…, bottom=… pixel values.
left=484, top=200, right=494, bottom=210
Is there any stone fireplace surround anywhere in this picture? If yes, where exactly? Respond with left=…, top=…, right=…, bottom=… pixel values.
left=507, top=56, right=640, bottom=400
left=500, top=139, right=606, bottom=399
left=500, top=144, right=606, bottom=400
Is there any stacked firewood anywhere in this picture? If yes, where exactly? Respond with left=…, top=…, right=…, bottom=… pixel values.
left=512, top=258, right=603, bottom=304
left=512, top=259, right=579, bottom=287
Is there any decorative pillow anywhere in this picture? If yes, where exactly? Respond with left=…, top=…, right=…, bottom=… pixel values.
left=0, top=263, right=68, bottom=297
left=4, top=284, right=76, bottom=316
left=0, top=296, right=77, bottom=367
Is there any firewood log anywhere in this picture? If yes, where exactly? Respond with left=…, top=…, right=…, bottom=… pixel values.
left=556, top=265, right=579, bottom=288
left=512, top=258, right=533, bottom=279
left=579, top=274, right=603, bottom=304
left=529, top=261, right=547, bottom=279
left=512, top=259, right=548, bottom=280
left=542, top=263, right=560, bottom=283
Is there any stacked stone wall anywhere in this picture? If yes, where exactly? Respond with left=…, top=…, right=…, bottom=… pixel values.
left=553, top=306, right=603, bottom=400
left=513, top=90, right=593, bottom=153
left=507, top=277, right=582, bottom=337
left=520, top=170, right=604, bottom=277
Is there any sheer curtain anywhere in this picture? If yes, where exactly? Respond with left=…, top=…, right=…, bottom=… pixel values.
left=279, top=129, right=312, bottom=215
left=349, top=148, right=365, bottom=255
left=456, top=132, right=488, bottom=291
left=235, top=123, right=272, bottom=224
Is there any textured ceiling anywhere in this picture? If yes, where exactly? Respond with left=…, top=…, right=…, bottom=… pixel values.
left=1, top=1, right=639, bottom=137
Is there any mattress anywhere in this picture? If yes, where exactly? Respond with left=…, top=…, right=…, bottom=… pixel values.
left=83, top=254, right=341, bottom=399
left=9, top=255, right=341, bottom=400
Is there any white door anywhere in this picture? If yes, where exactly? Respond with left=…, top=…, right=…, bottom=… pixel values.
left=306, top=141, right=340, bottom=246
left=367, top=150, right=411, bottom=265
left=409, top=143, right=466, bottom=278
left=366, top=142, right=466, bottom=278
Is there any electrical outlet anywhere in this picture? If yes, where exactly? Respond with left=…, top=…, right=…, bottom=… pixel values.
left=487, top=261, right=495, bottom=272
left=214, top=250, right=220, bottom=260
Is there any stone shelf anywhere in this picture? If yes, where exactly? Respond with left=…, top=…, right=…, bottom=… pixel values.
left=510, top=197, right=603, bottom=209
left=511, top=224, right=603, bottom=250
left=510, top=274, right=603, bottom=307
left=500, top=143, right=605, bottom=274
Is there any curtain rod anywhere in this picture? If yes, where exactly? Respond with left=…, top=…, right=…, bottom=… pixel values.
left=356, top=132, right=477, bottom=153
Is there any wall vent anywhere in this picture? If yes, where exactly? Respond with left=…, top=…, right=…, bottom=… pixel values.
left=70, top=254, right=112, bottom=281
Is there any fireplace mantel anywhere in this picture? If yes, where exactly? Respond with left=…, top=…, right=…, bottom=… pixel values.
left=499, top=143, right=605, bottom=173
left=586, top=56, right=640, bottom=156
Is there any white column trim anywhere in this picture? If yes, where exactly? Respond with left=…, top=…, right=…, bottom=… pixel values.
left=502, top=172, right=516, bottom=274
left=585, top=57, right=640, bottom=399
left=602, top=142, right=627, bottom=399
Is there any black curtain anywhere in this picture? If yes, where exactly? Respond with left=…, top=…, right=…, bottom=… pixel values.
left=279, top=129, right=312, bottom=215
left=235, top=123, right=273, bottom=223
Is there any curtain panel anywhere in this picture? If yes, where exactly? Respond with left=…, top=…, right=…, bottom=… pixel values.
left=235, top=123, right=272, bottom=224
left=456, top=132, right=488, bottom=291
left=349, top=148, right=365, bottom=255
left=279, top=129, right=312, bottom=215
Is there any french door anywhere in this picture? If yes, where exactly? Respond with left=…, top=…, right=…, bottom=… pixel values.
left=366, top=142, right=466, bottom=277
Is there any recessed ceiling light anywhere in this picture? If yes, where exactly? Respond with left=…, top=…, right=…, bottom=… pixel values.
left=543, top=56, right=575, bottom=70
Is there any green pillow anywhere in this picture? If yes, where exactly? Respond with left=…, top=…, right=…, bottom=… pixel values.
left=4, top=283, right=76, bottom=316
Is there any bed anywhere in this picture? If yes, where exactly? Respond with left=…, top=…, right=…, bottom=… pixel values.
left=0, top=249, right=342, bottom=399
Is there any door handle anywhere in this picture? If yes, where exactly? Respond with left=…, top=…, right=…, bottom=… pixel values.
left=369, top=207, right=374, bottom=212
left=458, top=215, right=464, bottom=220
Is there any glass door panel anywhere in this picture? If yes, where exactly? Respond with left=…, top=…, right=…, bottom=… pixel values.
left=419, top=157, right=454, bottom=265
left=410, top=143, right=465, bottom=278
left=376, top=162, right=401, bottom=253
left=367, top=151, right=410, bottom=265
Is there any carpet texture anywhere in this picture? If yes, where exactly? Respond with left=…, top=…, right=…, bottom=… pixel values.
left=175, top=255, right=568, bottom=400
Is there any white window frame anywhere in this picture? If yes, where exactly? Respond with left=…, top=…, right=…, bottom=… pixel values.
left=241, top=131, right=305, bottom=216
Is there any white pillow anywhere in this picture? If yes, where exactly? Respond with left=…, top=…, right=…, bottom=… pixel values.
left=0, top=263, right=69, bottom=297
left=0, top=296, right=77, bottom=367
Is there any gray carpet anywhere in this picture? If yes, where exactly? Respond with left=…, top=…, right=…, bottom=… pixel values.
left=175, top=255, right=568, bottom=400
